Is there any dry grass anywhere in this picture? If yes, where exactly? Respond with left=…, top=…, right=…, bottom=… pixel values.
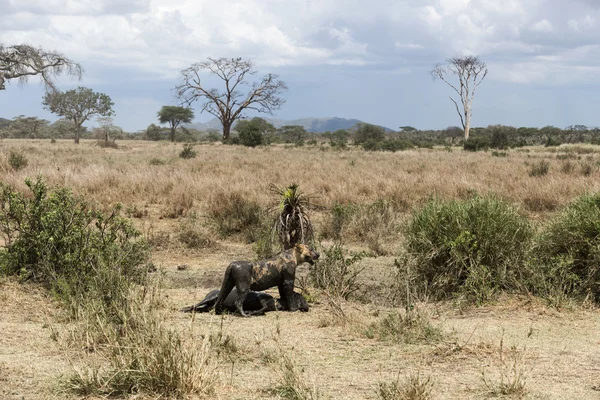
left=3, top=140, right=600, bottom=399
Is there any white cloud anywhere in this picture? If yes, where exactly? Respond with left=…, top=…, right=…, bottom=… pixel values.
left=531, top=19, right=553, bottom=32
left=1, top=0, right=600, bottom=86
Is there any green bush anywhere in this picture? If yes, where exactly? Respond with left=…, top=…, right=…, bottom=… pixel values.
left=405, top=196, right=533, bottom=302
left=533, top=193, right=600, bottom=303
left=354, top=123, right=386, bottom=145
left=309, top=243, right=365, bottom=299
left=0, top=178, right=149, bottom=310
left=8, top=151, right=28, bottom=170
left=463, top=136, right=490, bottom=152
left=179, top=143, right=197, bottom=159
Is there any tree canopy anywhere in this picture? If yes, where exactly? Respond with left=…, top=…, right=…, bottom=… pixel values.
left=157, top=106, right=194, bottom=142
left=0, top=44, right=82, bottom=92
left=175, top=57, right=287, bottom=141
left=43, top=86, right=114, bottom=144
left=431, top=55, right=487, bottom=140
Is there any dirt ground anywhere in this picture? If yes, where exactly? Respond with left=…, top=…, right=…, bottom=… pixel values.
left=2, top=140, right=600, bottom=399
left=2, top=246, right=600, bottom=400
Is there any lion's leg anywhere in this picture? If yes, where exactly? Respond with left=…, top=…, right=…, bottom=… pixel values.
left=234, top=281, right=251, bottom=317
left=245, top=297, right=274, bottom=316
left=278, top=279, right=296, bottom=311
left=214, top=270, right=235, bottom=315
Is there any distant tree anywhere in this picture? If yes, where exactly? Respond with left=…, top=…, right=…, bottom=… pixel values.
left=48, top=119, right=79, bottom=140
left=8, top=115, right=49, bottom=138
left=277, top=125, right=307, bottom=146
left=399, top=126, right=417, bottom=132
left=488, top=125, right=516, bottom=150
left=330, top=129, right=350, bottom=147
left=43, top=86, right=114, bottom=144
left=431, top=55, right=488, bottom=140
left=175, top=57, right=287, bottom=141
left=157, top=106, right=194, bottom=142
left=144, top=124, right=167, bottom=141
left=442, top=126, right=464, bottom=146
left=354, top=123, right=386, bottom=145
left=539, top=125, right=563, bottom=146
left=565, top=125, right=588, bottom=143
left=0, top=44, right=82, bottom=92
left=95, top=116, right=122, bottom=145
left=235, top=117, right=275, bottom=147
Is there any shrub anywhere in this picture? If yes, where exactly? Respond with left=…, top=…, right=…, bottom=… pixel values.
left=366, top=309, right=442, bottom=344
left=347, top=199, right=397, bottom=255
left=0, top=177, right=149, bottom=312
left=269, top=183, right=315, bottom=249
left=362, top=139, right=382, bottom=151
left=381, top=139, right=414, bottom=152
left=96, top=140, right=118, bottom=149
left=533, top=193, right=600, bottom=303
left=8, top=151, right=28, bottom=170
left=322, top=202, right=356, bottom=242
left=463, top=136, right=490, bottom=152
left=149, top=157, right=166, bottom=166
left=405, top=196, right=533, bottom=302
left=377, top=373, right=433, bottom=400
left=178, top=216, right=216, bottom=249
left=354, top=123, right=386, bottom=145
left=206, top=191, right=263, bottom=239
left=239, top=127, right=264, bottom=147
left=67, top=290, right=216, bottom=398
left=309, top=243, right=365, bottom=299
left=529, top=160, right=550, bottom=177
left=179, top=143, right=196, bottom=159
left=581, top=163, right=594, bottom=176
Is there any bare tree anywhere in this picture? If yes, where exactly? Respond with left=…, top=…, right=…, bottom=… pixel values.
left=175, top=57, right=287, bottom=141
left=0, top=44, right=82, bottom=92
left=431, top=55, right=487, bottom=140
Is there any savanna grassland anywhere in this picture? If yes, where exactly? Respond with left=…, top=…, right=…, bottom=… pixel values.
left=2, top=139, right=600, bottom=400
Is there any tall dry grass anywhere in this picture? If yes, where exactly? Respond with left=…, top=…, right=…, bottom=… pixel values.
left=2, top=139, right=600, bottom=250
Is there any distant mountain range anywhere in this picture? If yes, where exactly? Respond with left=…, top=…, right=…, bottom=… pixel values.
left=185, top=117, right=393, bottom=133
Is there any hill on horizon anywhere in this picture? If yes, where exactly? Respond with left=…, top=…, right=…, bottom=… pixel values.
left=185, top=117, right=393, bottom=133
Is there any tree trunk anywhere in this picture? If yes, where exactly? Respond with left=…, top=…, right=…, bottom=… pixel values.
left=222, top=121, right=231, bottom=141
left=170, top=126, right=176, bottom=142
left=75, top=123, right=81, bottom=144
left=464, top=119, right=471, bottom=140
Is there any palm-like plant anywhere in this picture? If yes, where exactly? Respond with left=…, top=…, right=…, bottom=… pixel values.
left=269, top=183, right=315, bottom=249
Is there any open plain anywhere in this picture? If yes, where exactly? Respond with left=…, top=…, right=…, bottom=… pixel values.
left=2, top=139, right=600, bottom=399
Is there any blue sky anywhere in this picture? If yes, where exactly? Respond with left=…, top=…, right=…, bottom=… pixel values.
left=1, top=0, right=600, bottom=132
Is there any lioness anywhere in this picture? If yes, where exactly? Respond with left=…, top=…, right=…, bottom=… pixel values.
left=214, top=243, right=319, bottom=317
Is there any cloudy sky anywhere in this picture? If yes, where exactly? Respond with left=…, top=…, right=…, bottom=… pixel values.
left=1, top=0, right=600, bottom=132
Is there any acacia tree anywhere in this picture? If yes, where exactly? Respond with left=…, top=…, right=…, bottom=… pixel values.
left=43, top=86, right=114, bottom=144
left=157, top=106, right=194, bottom=142
left=175, top=57, right=287, bottom=141
left=431, top=55, right=487, bottom=140
left=0, top=44, right=82, bottom=92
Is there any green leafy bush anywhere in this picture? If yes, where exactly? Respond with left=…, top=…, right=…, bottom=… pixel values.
left=309, top=243, right=365, bottom=299
left=463, top=136, right=490, bottom=152
left=179, top=143, right=197, bottom=159
left=8, top=151, right=28, bottom=170
left=533, top=193, right=600, bottom=303
left=405, top=196, right=533, bottom=302
left=0, top=177, right=149, bottom=309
